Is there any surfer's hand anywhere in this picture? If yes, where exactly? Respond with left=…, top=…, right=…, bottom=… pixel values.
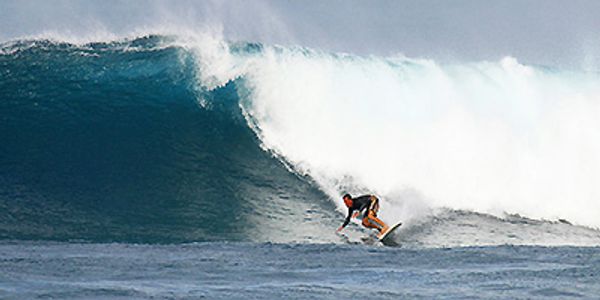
left=336, top=226, right=344, bottom=232
left=352, top=211, right=359, bottom=218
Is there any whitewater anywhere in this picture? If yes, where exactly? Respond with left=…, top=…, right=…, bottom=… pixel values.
left=187, top=32, right=600, bottom=233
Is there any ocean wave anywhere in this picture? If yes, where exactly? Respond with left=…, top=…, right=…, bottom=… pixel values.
left=0, top=36, right=337, bottom=243
left=2, top=35, right=600, bottom=246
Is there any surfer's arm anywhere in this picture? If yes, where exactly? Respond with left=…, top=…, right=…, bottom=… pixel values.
left=337, top=208, right=354, bottom=231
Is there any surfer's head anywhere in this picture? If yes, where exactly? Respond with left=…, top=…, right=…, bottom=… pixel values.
left=342, top=194, right=353, bottom=207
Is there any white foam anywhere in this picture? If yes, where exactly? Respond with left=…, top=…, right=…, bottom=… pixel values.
left=228, top=46, right=600, bottom=229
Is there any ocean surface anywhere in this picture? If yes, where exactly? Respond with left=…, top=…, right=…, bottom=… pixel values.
left=1, top=242, right=599, bottom=299
left=2, top=35, right=600, bottom=298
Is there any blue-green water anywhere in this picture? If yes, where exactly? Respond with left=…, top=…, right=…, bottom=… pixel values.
left=2, top=36, right=600, bottom=299
left=0, top=37, right=336, bottom=243
left=1, top=242, right=599, bottom=299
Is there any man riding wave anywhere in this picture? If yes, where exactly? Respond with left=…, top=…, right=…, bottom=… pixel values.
left=336, top=193, right=389, bottom=238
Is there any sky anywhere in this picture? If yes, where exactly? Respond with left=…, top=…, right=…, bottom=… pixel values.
left=1, top=0, right=599, bottom=69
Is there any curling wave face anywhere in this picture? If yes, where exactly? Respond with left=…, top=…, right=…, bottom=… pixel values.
left=0, top=36, right=338, bottom=243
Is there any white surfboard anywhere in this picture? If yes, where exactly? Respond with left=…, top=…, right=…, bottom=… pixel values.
left=378, top=222, right=402, bottom=246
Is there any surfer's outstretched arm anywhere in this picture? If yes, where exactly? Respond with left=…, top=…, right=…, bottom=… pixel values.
left=337, top=208, right=354, bottom=232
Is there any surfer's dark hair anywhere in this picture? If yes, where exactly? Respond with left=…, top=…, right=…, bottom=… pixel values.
left=342, top=193, right=352, bottom=199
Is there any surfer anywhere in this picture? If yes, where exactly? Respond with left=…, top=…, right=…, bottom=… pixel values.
left=337, top=194, right=390, bottom=238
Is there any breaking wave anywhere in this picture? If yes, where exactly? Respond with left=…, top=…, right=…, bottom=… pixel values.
left=2, top=34, right=600, bottom=246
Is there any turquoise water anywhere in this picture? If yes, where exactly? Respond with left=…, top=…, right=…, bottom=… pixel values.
left=0, top=37, right=336, bottom=243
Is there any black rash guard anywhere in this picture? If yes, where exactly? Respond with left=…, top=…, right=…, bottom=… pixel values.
left=341, top=195, right=373, bottom=228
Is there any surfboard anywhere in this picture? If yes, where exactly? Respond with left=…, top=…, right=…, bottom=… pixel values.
left=378, top=222, right=402, bottom=246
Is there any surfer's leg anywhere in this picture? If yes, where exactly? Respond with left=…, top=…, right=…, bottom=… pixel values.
left=366, top=210, right=389, bottom=236
left=362, top=210, right=387, bottom=232
left=365, top=197, right=389, bottom=234
left=361, top=217, right=382, bottom=231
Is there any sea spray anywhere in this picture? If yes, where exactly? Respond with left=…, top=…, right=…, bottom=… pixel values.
left=226, top=45, right=600, bottom=228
